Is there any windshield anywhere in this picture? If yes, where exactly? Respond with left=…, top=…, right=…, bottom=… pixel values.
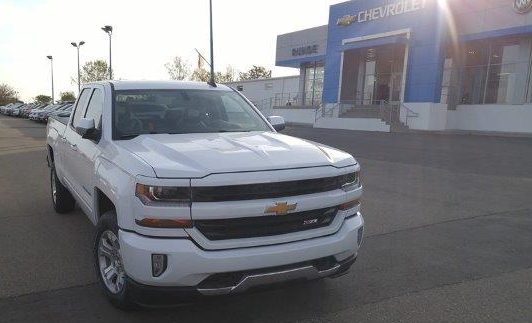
left=113, top=89, right=271, bottom=139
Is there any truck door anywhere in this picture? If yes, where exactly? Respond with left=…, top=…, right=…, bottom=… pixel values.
left=62, top=88, right=92, bottom=210
left=76, top=85, right=104, bottom=211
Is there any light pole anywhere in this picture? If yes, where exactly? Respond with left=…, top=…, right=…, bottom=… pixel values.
left=46, top=56, right=54, bottom=103
left=71, top=41, right=85, bottom=93
left=101, top=25, right=113, bottom=79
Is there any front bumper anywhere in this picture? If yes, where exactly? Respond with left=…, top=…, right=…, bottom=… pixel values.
left=120, top=213, right=363, bottom=295
left=127, top=256, right=356, bottom=306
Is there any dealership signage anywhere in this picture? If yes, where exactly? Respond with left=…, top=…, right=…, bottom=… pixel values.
left=337, top=0, right=426, bottom=26
left=514, top=0, right=532, bottom=13
left=292, top=44, right=319, bottom=57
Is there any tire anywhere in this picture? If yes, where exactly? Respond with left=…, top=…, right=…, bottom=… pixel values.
left=50, top=167, right=75, bottom=214
left=94, top=211, right=137, bottom=310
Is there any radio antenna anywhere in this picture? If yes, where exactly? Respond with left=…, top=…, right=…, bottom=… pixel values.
left=208, top=0, right=216, bottom=87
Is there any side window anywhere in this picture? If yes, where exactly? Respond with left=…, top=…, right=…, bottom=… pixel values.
left=72, top=88, right=92, bottom=128
left=84, top=88, right=103, bottom=129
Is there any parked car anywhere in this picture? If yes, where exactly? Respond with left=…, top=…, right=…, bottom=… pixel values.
left=18, top=104, right=32, bottom=117
left=5, top=102, right=24, bottom=116
left=46, top=81, right=364, bottom=309
left=0, top=103, right=15, bottom=114
left=40, top=103, right=72, bottom=122
left=11, top=104, right=30, bottom=117
left=11, top=105, right=22, bottom=117
left=21, top=104, right=44, bottom=118
left=29, top=104, right=56, bottom=121
left=48, top=104, right=73, bottom=119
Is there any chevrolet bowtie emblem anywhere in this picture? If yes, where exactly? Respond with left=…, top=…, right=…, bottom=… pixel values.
left=265, top=202, right=297, bottom=215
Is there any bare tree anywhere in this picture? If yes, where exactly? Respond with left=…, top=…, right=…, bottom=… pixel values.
left=165, top=56, right=191, bottom=80
left=216, top=66, right=237, bottom=83
left=0, top=83, right=19, bottom=106
left=190, top=67, right=211, bottom=82
left=191, top=66, right=236, bottom=83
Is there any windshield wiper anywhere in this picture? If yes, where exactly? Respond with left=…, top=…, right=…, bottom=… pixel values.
left=119, top=131, right=164, bottom=140
left=118, top=134, right=141, bottom=140
left=216, top=130, right=252, bottom=133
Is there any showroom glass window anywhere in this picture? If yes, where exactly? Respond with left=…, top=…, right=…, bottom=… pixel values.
left=457, top=36, right=532, bottom=105
left=304, top=64, right=324, bottom=106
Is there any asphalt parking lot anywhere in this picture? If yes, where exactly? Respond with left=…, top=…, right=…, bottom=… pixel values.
left=1, top=115, right=532, bottom=322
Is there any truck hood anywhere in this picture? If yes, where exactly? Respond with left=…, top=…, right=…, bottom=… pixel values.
left=116, top=132, right=356, bottom=178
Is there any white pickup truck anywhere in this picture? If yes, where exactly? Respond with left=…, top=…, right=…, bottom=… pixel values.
left=46, top=81, right=364, bottom=308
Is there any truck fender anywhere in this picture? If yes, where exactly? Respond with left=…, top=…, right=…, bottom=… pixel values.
left=92, top=157, right=136, bottom=228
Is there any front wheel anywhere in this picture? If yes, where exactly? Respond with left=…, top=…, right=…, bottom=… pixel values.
left=50, top=167, right=75, bottom=213
left=94, top=211, right=136, bottom=310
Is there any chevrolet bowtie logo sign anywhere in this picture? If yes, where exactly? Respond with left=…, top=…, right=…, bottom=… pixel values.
left=515, top=0, right=532, bottom=13
left=265, top=202, right=297, bottom=216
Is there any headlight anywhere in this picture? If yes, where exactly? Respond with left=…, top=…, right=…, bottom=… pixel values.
left=135, top=184, right=190, bottom=205
left=340, top=171, right=360, bottom=191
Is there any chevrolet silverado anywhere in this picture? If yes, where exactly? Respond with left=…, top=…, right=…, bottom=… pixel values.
left=46, top=81, right=364, bottom=308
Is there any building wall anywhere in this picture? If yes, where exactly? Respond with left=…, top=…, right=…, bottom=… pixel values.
left=276, top=26, right=328, bottom=68
left=315, top=116, right=390, bottom=132
left=451, top=0, right=532, bottom=38
left=402, top=103, right=448, bottom=131
left=226, top=76, right=299, bottom=107
left=447, top=104, right=532, bottom=133
left=324, top=0, right=447, bottom=104
left=272, top=108, right=316, bottom=125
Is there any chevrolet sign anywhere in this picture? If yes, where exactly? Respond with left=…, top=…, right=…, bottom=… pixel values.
left=337, top=0, right=426, bottom=26
left=265, top=202, right=297, bottom=216
left=515, top=0, right=532, bottom=13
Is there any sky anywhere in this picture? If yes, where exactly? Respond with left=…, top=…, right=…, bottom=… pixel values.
left=0, top=0, right=340, bottom=102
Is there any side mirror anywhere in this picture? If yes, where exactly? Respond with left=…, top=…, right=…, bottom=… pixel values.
left=76, top=118, right=100, bottom=140
left=267, top=116, right=286, bottom=132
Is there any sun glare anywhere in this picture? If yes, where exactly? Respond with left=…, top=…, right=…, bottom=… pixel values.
left=436, top=0, right=459, bottom=52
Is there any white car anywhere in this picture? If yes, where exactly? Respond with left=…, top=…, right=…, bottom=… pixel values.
left=46, top=81, right=364, bottom=308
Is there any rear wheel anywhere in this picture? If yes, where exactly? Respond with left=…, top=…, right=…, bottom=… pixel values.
left=94, top=211, right=136, bottom=310
left=50, top=167, right=75, bottom=213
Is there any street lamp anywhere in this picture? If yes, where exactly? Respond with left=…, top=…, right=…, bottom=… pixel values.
left=46, top=56, right=54, bottom=103
left=71, top=41, right=85, bottom=93
left=101, top=25, right=113, bottom=79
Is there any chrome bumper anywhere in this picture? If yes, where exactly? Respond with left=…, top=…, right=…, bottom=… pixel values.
left=197, top=256, right=356, bottom=296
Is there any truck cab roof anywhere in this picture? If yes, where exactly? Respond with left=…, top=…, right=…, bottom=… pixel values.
left=87, top=80, right=232, bottom=92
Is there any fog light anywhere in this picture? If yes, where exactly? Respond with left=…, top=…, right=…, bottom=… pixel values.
left=357, top=227, right=364, bottom=246
left=152, top=254, right=167, bottom=277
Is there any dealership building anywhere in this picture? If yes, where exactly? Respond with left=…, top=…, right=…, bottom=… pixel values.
left=241, top=0, right=532, bottom=133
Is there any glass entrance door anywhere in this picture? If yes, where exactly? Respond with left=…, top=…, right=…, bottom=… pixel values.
left=341, top=43, right=406, bottom=105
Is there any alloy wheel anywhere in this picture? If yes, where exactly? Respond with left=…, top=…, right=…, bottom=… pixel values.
left=98, top=230, right=126, bottom=294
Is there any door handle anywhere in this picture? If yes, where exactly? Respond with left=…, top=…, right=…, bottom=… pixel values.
left=70, top=143, right=78, bottom=151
